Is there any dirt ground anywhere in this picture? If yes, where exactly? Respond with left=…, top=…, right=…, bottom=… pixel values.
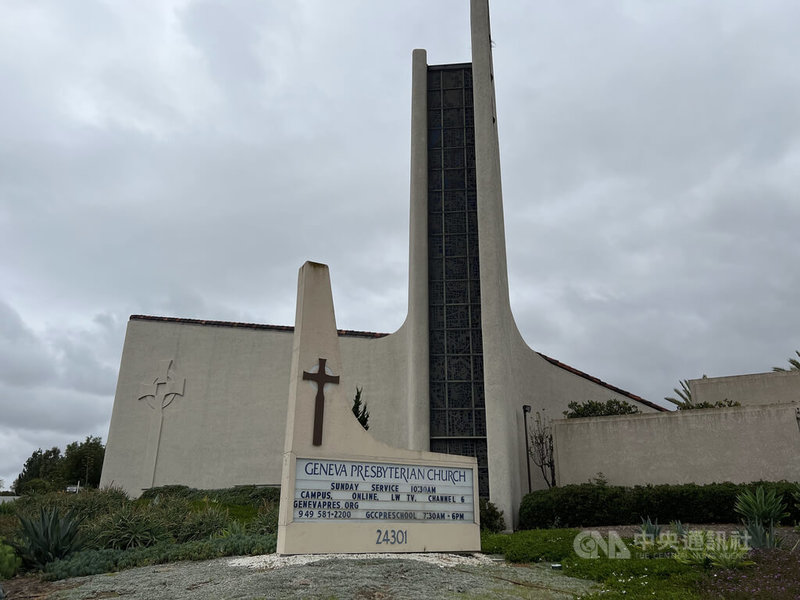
left=2, top=577, right=81, bottom=600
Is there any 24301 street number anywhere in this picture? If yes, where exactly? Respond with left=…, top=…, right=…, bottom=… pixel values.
left=376, top=529, right=407, bottom=545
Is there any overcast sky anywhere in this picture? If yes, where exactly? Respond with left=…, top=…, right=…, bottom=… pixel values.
left=2, top=0, right=799, bottom=490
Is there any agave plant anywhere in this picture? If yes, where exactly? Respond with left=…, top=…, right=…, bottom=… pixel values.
left=670, top=520, right=688, bottom=540
left=739, top=520, right=781, bottom=550
left=675, top=531, right=753, bottom=569
left=13, top=507, right=84, bottom=570
left=709, top=536, right=754, bottom=569
left=640, top=516, right=662, bottom=538
left=735, top=486, right=789, bottom=524
left=734, top=486, right=788, bottom=549
left=91, top=503, right=169, bottom=550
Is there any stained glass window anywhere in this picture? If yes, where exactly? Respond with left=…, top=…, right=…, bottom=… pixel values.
left=427, top=63, right=488, bottom=498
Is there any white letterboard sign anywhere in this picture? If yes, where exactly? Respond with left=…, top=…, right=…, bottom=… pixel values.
left=293, top=458, right=475, bottom=523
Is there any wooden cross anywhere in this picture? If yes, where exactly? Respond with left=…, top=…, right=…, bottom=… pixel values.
left=303, top=358, right=340, bottom=446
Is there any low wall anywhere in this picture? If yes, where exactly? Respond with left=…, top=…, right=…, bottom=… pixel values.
left=553, top=402, right=800, bottom=487
left=690, top=371, right=800, bottom=407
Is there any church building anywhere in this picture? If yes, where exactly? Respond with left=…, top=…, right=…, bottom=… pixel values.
left=100, top=0, right=664, bottom=526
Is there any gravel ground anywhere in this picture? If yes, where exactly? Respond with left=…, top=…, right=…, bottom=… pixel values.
left=10, top=524, right=794, bottom=599
left=39, top=553, right=597, bottom=600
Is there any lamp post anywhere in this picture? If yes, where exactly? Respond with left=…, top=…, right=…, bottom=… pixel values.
left=522, top=405, right=532, bottom=494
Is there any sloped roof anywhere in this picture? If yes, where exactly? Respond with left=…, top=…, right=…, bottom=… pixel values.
left=129, top=315, right=389, bottom=339
left=129, top=315, right=666, bottom=411
left=536, top=352, right=667, bottom=412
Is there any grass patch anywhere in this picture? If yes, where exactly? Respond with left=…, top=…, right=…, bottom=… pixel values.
left=480, top=528, right=580, bottom=563
left=224, top=504, right=258, bottom=522
left=479, top=531, right=511, bottom=555
left=481, top=528, right=795, bottom=599
left=503, top=528, right=581, bottom=563
left=566, top=556, right=705, bottom=599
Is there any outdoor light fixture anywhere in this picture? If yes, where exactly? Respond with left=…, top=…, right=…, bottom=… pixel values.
left=522, top=405, right=532, bottom=494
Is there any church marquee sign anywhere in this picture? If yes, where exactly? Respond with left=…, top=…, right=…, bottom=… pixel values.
left=293, top=458, right=475, bottom=524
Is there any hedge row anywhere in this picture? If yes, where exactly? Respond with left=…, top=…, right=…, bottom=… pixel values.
left=139, top=484, right=280, bottom=505
left=518, top=481, right=800, bottom=529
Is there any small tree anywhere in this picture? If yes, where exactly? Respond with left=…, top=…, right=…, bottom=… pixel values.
left=773, top=350, right=800, bottom=372
left=13, top=447, right=64, bottom=494
left=528, top=412, right=556, bottom=488
left=352, top=387, right=369, bottom=430
left=563, top=398, right=641, bottom=418
left=665, top=379, right=740, bottom=410
left=664, top=380, right=693, bottom=408
left=61, top=436, right=105, bottom=487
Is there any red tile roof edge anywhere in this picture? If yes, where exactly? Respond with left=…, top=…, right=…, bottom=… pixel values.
left=129, top=315, right=390, bottom=339
left=536, top=352, right=668, bottom=413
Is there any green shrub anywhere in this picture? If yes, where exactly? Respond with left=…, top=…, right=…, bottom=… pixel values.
left=0, top=541, right=21, bottom=579
left=88, top=504, right=170, bottom=550
left=0, top=501, right=17, bottom=516
left=14, top=488, right=129, bottom=523
left=140, top=485, right=280, bottom=506
left=248, top=502, right=279, bottom=535
left=176, top=505, right=231, bottom=542
left=479, top=498, right=506, bottom=533
left=146, top=496, right=192, bottom=536
left=217, top=520, right=248, bottom=537
left=13, top=507, right=84, bottom=570
left=17, top=478, right=60, bottom=495
left=63, top=488, right=129, bottom=521
left=44, top=547, right=122, bottom=579
left=502, top=528, right=580, bottom=563
left=139, top=484, right=193, bottom=500
left=519, top=482, right=632, bottom=528
left=43, top=534, right=277, bottom=580
left=0, top=516, right=18, bottom=543
left=563, top=399, right=641, bottom=418
left=518, top=481, right=800, bottom=529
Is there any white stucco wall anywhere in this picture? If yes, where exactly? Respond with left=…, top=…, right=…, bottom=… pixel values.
left=553, top=402, right=800, bottom=487
left=100, top=317, right=412, bottom=497
left=484, top=323, right=661, bottom=528
left=339, top=324, right=412, bottom=449
left=101, top=319, right=291, bottom=494
left=690, top=371, right=800, bottom=407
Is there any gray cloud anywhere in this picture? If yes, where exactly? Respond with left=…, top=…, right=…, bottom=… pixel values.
left=2, top=0, right=800, bottom=488
left=0, top=301, right=58, bottom=387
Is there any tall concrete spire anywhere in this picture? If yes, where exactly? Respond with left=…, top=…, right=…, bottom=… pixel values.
left=471, top=0, right=527, bottom=524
